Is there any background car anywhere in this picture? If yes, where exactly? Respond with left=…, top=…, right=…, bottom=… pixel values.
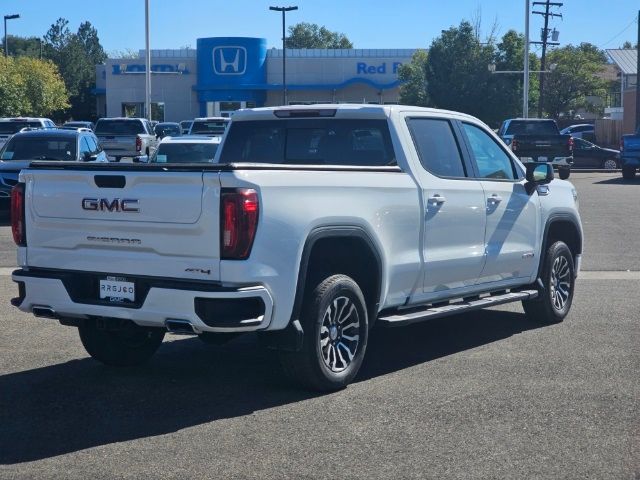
left=572, top=138, right=619, bottom=170
left=180, top=120, right=193, bottom=135
left=154, top=122, right=182, bottom=139
left=188, top=117, right=229, bottom=137
left=149, top=135, right=221, bottom=163
left=62, top=121, right=95, bottom=131
left=0, top=117, right=56, bottom=150
left=0, top=128, right=108, bottom=209
left=560, top=123, right=595, bottom=142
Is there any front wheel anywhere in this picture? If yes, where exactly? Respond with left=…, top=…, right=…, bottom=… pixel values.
left=78, top=320, right=165, bottom=366
left=279, top=274, right=369, bottom=391
left=522, top=241, right=575, bottom=324
left=558, top=167, right=571, bottom=180
left=622, top=165, right=636, bottom=180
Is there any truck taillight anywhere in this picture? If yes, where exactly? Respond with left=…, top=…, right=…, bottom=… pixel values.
left=511, top=139, right=518, bottom=152
left=221, top=188, right=259, bottom=260
left=11, top=183, right=26, bottom=246
left=568, top=136, right=574, bottom=152
left=135, top=135, right=142, bottom=152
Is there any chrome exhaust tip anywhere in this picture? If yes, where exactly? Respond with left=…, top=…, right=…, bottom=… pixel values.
left=32, top=306, right=58, bottom=320
left=165, top=319, right=196, bottom=335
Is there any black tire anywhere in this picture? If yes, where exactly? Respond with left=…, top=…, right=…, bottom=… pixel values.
left=78, top=320, right=165, bottom=367
left=279, top=274, right=368, bottom=391
left=558, top=167, right=570, bottom=180
left=113, top=157, right=121, bottom=163
left=522, top=241, right=575, bottom=324
left=622, top=165, right=636, bottom=180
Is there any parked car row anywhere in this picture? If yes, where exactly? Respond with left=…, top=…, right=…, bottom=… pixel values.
left=498, top=118, right=622, bottom=177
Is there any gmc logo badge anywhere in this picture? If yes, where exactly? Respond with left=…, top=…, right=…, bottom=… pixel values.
left=213, top=46, right=247, bottom=75
left=82, top=198, right=139, bottom=212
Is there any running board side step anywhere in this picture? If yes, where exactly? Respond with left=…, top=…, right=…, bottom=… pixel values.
left=378, top=290, right=538, bottom=327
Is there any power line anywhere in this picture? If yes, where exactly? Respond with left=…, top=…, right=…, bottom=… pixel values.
left=599, top=14, right=638, bottom=48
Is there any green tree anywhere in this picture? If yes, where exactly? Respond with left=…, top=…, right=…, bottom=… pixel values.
left=285, top=22, right=353, bottom=49
left=542, top=43, right=608, bottom=118
left=0, top=55, right=68, bottom=117
left=0, top=35, right=43, bottom=58
left=489, top=30, right=540, bottom=122
left=0, top=55, right=29, bottom=116
left=43, top=18, right=107, bottom=120
left=425, top=21, right=500, bottom=124
left=14, top=57, right=69, bottom=116
left=398, top=50, right=429, bottom=106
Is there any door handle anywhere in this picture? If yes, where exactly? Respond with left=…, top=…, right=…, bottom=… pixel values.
left=488, top=194, right=503, bottom=204
left=428, top=194, right=446, bottom=204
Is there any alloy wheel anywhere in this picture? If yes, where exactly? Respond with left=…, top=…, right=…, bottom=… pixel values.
left=319, top=296, right=360, bottom=372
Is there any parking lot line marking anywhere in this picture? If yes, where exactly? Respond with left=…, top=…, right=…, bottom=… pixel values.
left=579, top=271, right=640, bottom=280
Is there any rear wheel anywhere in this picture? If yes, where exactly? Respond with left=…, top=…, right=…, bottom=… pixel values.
left=78, top=319, right=165, bottom=366
left=279, top=274, right=368, bottom=391
left=558, top=167, right=571, bottom=180
left=602, top=158, right=619, bottom=170
left=522, top=241, right=575, bottom=324
left=622, top=165, right=636, bottom=180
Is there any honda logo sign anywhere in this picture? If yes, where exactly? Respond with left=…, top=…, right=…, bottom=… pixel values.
left=213, top=46, right=247, bottom=75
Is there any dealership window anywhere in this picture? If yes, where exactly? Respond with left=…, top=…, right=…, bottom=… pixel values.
left=122, top=103, right=143, bottom=118
left=151, top=103, right=165, bottom=122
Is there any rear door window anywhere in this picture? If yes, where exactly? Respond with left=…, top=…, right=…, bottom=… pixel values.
left=219, top=119, right=395, bottom=166
left=406, top=118, right=467, bottom=177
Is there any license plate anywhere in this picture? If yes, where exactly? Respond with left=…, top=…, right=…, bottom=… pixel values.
left=538, top=156, right=548, bottom=162
left=99, top=277, right=135, bottom=302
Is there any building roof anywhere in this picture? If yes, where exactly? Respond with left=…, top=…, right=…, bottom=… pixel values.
left=606, top=49, right=637, bottom=75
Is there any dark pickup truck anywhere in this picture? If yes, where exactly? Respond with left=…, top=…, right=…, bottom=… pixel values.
left=620, top=125, right=640, bottom=180
left=499, top=118, right=574, bottom=179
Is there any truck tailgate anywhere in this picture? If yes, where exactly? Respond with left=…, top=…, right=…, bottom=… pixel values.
left=21, top=168, right=222, bottom=281
left=97, top=135, right=135, bottom=155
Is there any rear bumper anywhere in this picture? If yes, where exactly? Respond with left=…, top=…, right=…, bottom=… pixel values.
left=620, top=155, right=640, bottom=167
left=11, top=268, right=274, bottom=333
left=518, top=156, right=573, bottom=167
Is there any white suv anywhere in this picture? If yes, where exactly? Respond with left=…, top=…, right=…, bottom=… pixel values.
left=0, top=117, right=56, bottom=149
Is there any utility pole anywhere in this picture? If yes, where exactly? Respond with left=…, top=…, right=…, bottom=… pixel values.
left=532, top=1, right=562, bottom=118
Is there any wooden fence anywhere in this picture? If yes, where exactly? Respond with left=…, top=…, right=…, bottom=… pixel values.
left=594, top=119, right=623, bottom=148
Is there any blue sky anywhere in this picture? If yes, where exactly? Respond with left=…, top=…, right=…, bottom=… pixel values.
left=3, top=0, right=638, bottom=55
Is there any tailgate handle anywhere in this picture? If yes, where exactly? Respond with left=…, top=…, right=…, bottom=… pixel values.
left=94, top=175, right=126, bottom=188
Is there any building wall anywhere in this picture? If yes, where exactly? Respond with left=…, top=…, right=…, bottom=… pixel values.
left=98, top=39, right=413, bottom=121
left=104, top=57, right=199, bottom=122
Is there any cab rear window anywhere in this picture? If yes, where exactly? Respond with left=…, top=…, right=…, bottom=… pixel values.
left=219, top=119, right=396, bottom=167
left=95, top=120, right=145, bottom=135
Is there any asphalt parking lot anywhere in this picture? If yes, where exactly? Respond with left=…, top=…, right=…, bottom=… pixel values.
left=0, top=172, right=638, bottom=479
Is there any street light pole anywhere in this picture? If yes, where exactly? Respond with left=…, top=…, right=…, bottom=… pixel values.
left=523, top=0, right=530, bottom=118
left=144, top=0, right=151, bottom=121
left=269, top=5, right=298, bottom=106
left=4, top=14, right=20, bottom=57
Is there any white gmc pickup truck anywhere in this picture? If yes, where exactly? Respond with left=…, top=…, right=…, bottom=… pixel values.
left=10, top=105, right=583, bottom=391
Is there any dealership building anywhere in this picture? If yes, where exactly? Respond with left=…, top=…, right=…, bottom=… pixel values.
left=94, top=37, right=415, bottom=121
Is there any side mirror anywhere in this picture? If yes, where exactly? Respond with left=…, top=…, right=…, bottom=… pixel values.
left=83, top=152, right=98, bottom=162
left=525, top=162, right=554, bottom=184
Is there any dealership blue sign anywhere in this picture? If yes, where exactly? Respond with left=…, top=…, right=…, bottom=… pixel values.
left=356, top=62, right=403, bottom=75
left=112, top=64, right=190, bottom=74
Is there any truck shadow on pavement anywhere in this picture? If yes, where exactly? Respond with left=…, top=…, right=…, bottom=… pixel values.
left=594, top=177, right=640, bottom=185
left=0, top=309, right=541, bottom=464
